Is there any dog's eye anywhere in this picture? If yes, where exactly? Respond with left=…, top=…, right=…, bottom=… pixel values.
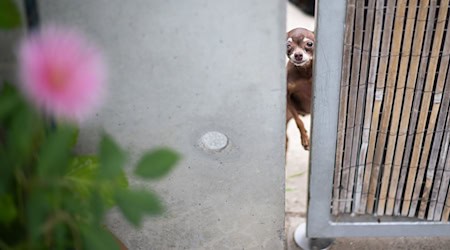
left=287, top=43, right=291, bottom=49
left=306, top=41, right=314, bottom=47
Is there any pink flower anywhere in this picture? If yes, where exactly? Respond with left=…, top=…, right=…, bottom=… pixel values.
left=18, top=25, right=106, bottom=123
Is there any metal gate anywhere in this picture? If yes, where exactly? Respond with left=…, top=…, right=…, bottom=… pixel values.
left=309, top=0, right=450, bottom=237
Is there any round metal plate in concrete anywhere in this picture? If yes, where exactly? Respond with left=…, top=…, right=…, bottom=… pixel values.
left=199, top=131, right=229, bottom=152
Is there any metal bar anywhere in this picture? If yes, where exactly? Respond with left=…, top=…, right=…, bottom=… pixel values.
left=316, top=220, right=450, bottom=238
left=307, top=0, right=346, bottom=238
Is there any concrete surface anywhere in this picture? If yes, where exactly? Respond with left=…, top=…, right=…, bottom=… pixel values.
left=285, top=3, right=450, bottom=250
left=40, top=0, right=286, bottom=249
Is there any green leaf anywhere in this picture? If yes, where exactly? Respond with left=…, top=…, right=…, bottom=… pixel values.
left=27, top=190, right=51, bottom=242
left=99, top=134, right=126, bottom=179
left=114, top=172, right=128, bottom=189
left=0, top=0, right=21, bottom=29
left=65, top=156, right=99, bottom=199
left=0, top=194, right=17, bottom=224
left=38, top=126, right=76, bottom=177
left=0, top=82, right=21, bottom=121
left=81, top=225, right=120, bottom=250
left=7, top=104, right=42, bottom=164
left=0, top=150, right=13, bottom=194
left=70, top=128, right=79, bottom=147
left=115, top=189, right=163, bottom=227
left=65, top=155, right=128, bottom=208
left=134, top=148, right=179, bottom=179
left=98, top=177, right=128, bottom=208
left=67, top=156, right=99, bottom=179
left=89, top=191, right=105, bottom=225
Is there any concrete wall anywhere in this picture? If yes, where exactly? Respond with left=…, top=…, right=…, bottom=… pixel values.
left=39, top=1, right=286, bottom=249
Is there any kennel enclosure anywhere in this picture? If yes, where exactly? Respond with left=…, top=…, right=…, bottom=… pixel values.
left=309, top=0, right=450, bottom=237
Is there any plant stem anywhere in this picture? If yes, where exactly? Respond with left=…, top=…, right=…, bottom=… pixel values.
left=43, top=211, right=82, bottom=250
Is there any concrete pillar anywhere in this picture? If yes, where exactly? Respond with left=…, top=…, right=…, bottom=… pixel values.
left=39, top=1, right=286, bottom=248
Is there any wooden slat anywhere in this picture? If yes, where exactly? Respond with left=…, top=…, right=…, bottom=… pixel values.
left=429, top=107, right=450, bottom=220
left=350, top=0, right=376, bottom=213
left=393, top=0, right=434, bottom=215
left=435, top=139, right=450, bottom=220
left=341, top=0, right=364, bottom=213
left=365, top=0, right=397, bottom=214
left=369, top=0, right=407, bottom=214
left=377, top=0, right=418, bottom=216
left=424, top=86, right=450, bottom=219
left=386, top=0, right=436, bottom=215
left=358, top=0, right=384, bottom=214
left=402, top=0, right=448, bottom=217
left=415, top=2, right=450, bottom=218
left=353, top=0, right=378, bottom=214
left=419, top=110, right=450, bottom=220
left=333, top=0, right=356, bottom=215
left=441, top=181, right=450, bottom=221
left=386, top=0, right=433, bottom=216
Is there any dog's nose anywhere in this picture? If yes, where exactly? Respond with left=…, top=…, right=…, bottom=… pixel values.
left=294, top=53, right=303, bottom=61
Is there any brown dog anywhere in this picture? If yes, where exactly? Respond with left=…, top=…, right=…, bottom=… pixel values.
left=286, top=28, right=314, bottom=150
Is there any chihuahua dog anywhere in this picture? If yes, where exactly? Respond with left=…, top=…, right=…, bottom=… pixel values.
left=286, top=28, right=314, bottom=150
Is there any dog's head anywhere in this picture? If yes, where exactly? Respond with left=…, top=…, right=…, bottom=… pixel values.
left=286, top=28, right=314, bottom=68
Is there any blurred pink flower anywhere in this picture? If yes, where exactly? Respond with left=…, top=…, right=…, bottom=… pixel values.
left=18, top=25, right=106, bottom=123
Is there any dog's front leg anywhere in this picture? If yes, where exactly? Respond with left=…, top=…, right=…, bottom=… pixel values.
left=287, top=98, right=309, bottom=150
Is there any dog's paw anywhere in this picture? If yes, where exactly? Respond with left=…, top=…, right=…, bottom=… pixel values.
left=301, top=136, right=310, bottom=151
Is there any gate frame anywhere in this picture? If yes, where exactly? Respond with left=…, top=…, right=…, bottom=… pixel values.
left=308, top=0, right=450, bottom=238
